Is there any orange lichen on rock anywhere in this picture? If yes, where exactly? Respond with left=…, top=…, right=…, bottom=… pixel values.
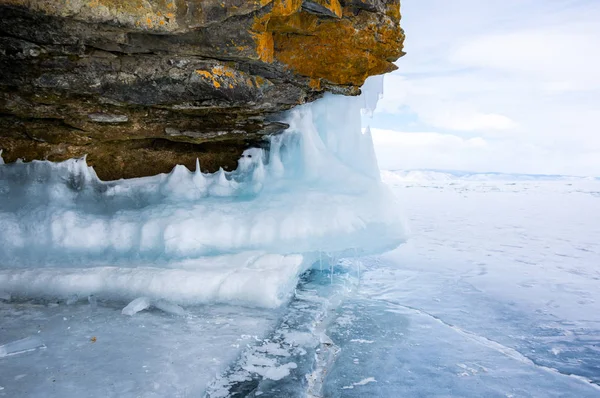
left=272, top=0, right=303, bottom=17
left=194, top=66, right=264, bottom=90
left=212, top=66, right=237, bottom=79
left=309, top=78, right=322, bottom=90
left=270, top=7, right=404, bottom=86
left=195, top=69, right=221, bottom=88
left=252, top=31, right=275, bottom=63
left=248, top=0, right=404, bottom=87
left=305, top=0, right=342, bottom=18
left=194, top=70, right=212, bottom=79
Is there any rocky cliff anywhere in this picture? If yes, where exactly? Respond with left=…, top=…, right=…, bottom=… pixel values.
left=0, top=0, right=404, bottom=179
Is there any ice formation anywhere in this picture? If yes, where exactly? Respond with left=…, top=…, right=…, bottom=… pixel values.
left=0, top=76, right=406, bottom=308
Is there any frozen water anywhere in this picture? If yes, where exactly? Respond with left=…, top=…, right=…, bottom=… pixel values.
left=319, top=174, right=600, bottom=397
left=0, top=336, right=45, bottom=358
left=153, top=300, right=185, bottom=316
left=0, top=75, right=405, bottom=308
left=0, top=298, right=279, bottom=397
left=0, top=176, right=599, bottom=396
left=0, top=254, right=307, bottom=308
left=121, top=297, right=151, bottom=316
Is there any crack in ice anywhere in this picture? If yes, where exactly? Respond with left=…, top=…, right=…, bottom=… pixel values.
left=385, top=301, right=600, bottom=391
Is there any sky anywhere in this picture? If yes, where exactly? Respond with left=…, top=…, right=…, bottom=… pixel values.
left=371, top=0, right=600, bottom=176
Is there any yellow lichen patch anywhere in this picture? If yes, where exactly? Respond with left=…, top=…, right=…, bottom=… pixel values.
left=272, top=11, right=402, bottom=86
left=253, top=32, right=274, bottom=63
left=194, top=69, right=228, bottom=89
left=309, top=78, right=321, bottom=91
left=272, top=0, right=303, bottom=17
left=385, top=3, right=401, bottom=20
left=252, top=13, right=271, bottom=32
left=308, top=0, right=342, bottom=18
left=267, top=12, right=318, bottom=34
left=211, top=65, right=237, bottom=79
left=195, top=70, right=212, bottom=79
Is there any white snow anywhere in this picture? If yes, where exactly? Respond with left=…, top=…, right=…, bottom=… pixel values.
left=0, top=76, right=406, bottom=308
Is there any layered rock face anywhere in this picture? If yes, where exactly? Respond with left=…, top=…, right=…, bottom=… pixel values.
left=0, top=0, right=404, bottom=179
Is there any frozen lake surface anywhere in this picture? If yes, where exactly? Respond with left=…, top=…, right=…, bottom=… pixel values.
left=2, top=174, right=600, bottom=397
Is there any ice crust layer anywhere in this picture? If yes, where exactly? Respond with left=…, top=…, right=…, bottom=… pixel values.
left=0, top=77, right=406, bottom=307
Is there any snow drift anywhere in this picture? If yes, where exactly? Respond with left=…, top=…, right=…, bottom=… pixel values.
left=0, top=77, right=406, bottom=308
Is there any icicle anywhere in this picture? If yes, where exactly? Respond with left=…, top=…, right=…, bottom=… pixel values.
left=192, top=158, right=207, bottom=194
left=66, top=294, right=79, bottom=305
left=0, top=149, right=4, bottom=165
left=88, top=294, right=97, bottom=308
left=216, top=167, right=227, bottom=184
left=268, top=134, right=285, bottom=178
left=329, top=253, right=335, bottom=285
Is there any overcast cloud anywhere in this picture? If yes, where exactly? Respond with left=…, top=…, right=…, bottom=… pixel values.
left=372, top=0, right=600, bottom=176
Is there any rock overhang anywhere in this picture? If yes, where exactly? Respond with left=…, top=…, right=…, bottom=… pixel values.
left=0, top=0, right=404, bottom=179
